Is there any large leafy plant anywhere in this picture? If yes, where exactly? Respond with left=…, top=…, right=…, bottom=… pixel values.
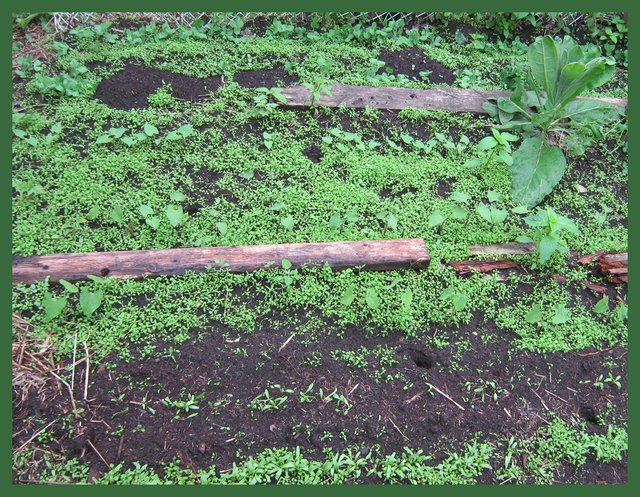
left=484, top=35, right=623, bottom=208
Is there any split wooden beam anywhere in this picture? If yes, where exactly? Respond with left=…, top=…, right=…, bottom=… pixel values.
left=12, top=238, right=430, bottom=285
left=279, top=84, right=627, bottom=114
left=467, top=242, right=536, bottom=256
left=578, top=251, right=628, bottom=284
left=449, top=259, right=521, bottom=276
left=459, top=243, right=628, bottom=285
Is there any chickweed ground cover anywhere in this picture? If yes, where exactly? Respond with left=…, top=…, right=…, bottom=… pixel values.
left=12, top=14, right=627, bottom=484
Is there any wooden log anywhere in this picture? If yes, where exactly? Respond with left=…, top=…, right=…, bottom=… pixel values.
left=596, top=252, right=628, bottom=284
left=449, top=259, right=520, bottom=276
left=279, top=84, right=627, bottom=113
left=577, top=251, right=627, bottom=284
left=467, top=242, right=536, bottom=256
left=12, top=238, right=430, bottom=285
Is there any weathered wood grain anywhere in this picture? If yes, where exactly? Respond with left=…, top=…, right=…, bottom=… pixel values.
left=449, top=259, right=521, bottom=276
left=12, top=239, right=431, bottom=285
left=279, top=84, right=627, bottom=113
left=578, top=251, right=627, bottom=284
left=467, top=242, right=537, bottom=256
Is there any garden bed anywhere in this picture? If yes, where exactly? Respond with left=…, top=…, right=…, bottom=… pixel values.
left=12, top=12, right=627, bottom=485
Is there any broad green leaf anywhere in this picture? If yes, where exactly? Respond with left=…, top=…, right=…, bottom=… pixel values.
left=139, top=204, right=154, bottom=217
left=177, top=124, right=193, bottom=137
left=110, top=205, right=125, bottom=224
left=524, top=209, right=549, bottom=227
left=345, top=211, right=359, bottom=223
left=340, top=286, right=355, bottom=306
left=560, top=99, right=623, bottom=124
left=79, top=288, right=103, bottom=317
left=528, top=36, right=559, bottom=102
left=452, top=293, right=469, bottom=312
left=86, top=206, right=100, bottom=221
left=592, top=296, right=610, bottom=315
left=165, top=204, right=185, bottom=227
left=512, top=205, right=530, bottom=214
left=216, top=221, right=228, bottom=235
left=614, top=302, right=628, bottom=322
left=440, top=287, right=455, bottom=301
left=386, top=214, right=398, bottom=230
left=476, top=203, right=507, bottom=224
left=451, top=205, right=468, bottom=220
left=145, top=216, right=160, bottom=229
left=96, top=135, right=112, bottom=144
left=328, top=213, right=343, bottom=230
left=109, top=127, right=127, bottom=138
left=477, top=136, right=498, bottom=151
left=510, top=137, right=566, bottom=208
left=59, top=279, right=79, bottom=293
left=463, top=157, right=483, bottom=168
left=87, top=275, right=108, bottom=284
left=428, top=211, right=446, bottom=228
left=281, top=215, right=294, bottom=230
left=122, top=136, right=136, bottom=146
left=270, top=88, right=288, bottom=104
left=365, top=288, right=380, bottom=309
left=268, top=201, right=285, bottom=211
left=43, top=293, right=67, bottom=321
left=487, top=190, right=504, bottom=203
left=143, top=123, right=159, bottom=136
left=538, top=235, right=559, bottom=263
left=401, top=133, right=413, bottom=144
left=516, top=235, right=535, bottom=243
left=551, top=304, right=571, bottom=324
left=525, top=303, right=542, bottom=323
left=449, top=191, right=471, bottom=203
left=239, top=169, right=254, bottom=179
left=555, top=59, right=607, bottom=109
left=170, top=191, right=187, bottom=202
left=401, top=288, right=413, bottom=310
left=281, top=259, right=292, bottom=270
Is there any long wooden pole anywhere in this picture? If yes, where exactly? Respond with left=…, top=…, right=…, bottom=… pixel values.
left=12, top=239, right=430, bottom=285
left=279, top=84, right=627, bottom=113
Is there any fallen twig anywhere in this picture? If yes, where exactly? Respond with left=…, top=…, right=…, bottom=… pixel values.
left=87, top=439, right=110, bottom=470
left=387, top=416, right=410, bottom=442
left=83, top=340, right=90, bottom=401
left=278, top=333, right=295, bottom=353
left=13, top=419, right=57, bottom=454
left=426, top=382, right=465, bottom=411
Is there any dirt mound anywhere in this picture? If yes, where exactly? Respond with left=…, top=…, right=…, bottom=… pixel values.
left=378, top=47, right=455, bottom=84
left=233, top=64, right=299, bottom=88
left=94, top=64, right=223, bottom=109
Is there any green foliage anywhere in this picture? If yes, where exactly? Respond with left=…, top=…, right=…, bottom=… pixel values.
left=520, top=207, right=579, bottom=264
left=484, top=35, right=623, bottom=207
left=33, top=60, right=95, bottom=98
left=249, top=384, right=294, bottom=412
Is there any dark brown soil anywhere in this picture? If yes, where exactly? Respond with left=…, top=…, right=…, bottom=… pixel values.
left=233, top=65, right=299, bottom=88
left=302, top=145, right=323, bottom=163
left=12, top=297, right=627, bottom=483
left=378, top=47, right=456, bottom=84
left=94, top=64, right=223, bottom=109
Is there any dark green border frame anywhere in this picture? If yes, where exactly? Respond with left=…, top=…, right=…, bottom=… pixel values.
left=4, top=1, right=633, bottom=494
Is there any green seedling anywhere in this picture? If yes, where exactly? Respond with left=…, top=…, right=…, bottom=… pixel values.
left=518, top=206, right=579, bottom=264
left=162, top=393, right=200, bottom=419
